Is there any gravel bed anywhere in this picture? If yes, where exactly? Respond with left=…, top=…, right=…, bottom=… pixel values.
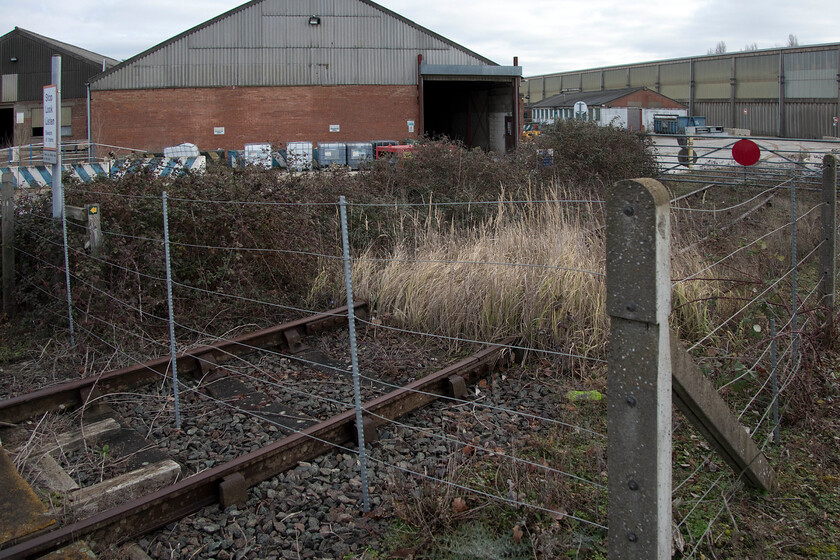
left=8, top=323, right=607, bottom=558
left=104, top=328, right=436, bottom=480
left=123, top=352, right=608, bottom=559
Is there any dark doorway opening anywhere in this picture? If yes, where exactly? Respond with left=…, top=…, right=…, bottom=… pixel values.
left=0, top=108, right=13, bottom=148
left=424, top=81, right=490, bottom=150
left=422, top=79, right=518, bottom=153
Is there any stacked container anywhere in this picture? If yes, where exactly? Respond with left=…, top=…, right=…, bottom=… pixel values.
left=243, top=143, right=272, bottom=168
left=286, top=142, right=314, bottom=171
left=346, top=142, right=375, bottom=170
left=317, top=143, right=347, bottom=168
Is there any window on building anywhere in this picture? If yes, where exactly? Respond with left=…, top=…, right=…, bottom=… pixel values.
left=60, top=106, right=71, bottom=137
left=30, top=105, right=72, bottom=138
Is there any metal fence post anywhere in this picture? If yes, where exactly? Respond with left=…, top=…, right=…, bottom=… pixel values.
left=790, top=165, right=799, bottom=368
left=162, top=191, right=182, bottom=429
left=339, top=195, right=371, bottom=512
left=770, top=319, right=780, bottom=445
left=820, top=155, right=837, bottom=341
left=606, top=178, right=672, bottom=559
left=60, top=182, right=75, bottom=347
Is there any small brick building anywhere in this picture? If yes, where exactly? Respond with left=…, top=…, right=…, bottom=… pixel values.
left=89, top=0, right=522, bottom=154
left=528, top=87, right=686, bottom=132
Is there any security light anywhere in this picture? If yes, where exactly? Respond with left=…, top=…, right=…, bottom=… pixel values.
left=308, top=16, right=321, bottom=25
left=10, top=57, right=17, bottom=62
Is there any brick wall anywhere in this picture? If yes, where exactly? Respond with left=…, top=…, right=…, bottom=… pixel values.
left=91, top=85, right=421, bottom=152
left=11, top=97, right=89, bottom=147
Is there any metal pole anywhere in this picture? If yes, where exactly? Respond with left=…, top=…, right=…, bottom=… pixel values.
left=820, top=155, right=837, bottom=340
left=50, top=55, right=63, bottom=219
left=60, top=179, right=75, bottom=346
left=790, top=164, right=799, bottom=370
left=339, top=195, right=371, bottom=513
left=162, top=191, right=182, bottom=429
left=770, top=319, right=780, bottom=445
left=86, top=82, right=93, bottom=162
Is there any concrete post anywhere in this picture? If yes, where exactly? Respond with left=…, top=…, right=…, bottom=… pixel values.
left=606, top=178, right=672, bottom=559
left=820, top=155, right=837, bottom=341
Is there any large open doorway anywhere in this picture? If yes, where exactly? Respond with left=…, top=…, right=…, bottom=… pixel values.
left=419, top=64, right=521, bottom=154
left=0, top=108, right=13, bottom=148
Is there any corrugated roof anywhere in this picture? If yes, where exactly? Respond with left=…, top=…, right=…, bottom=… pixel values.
left=91, top=0, right=497, bottom=86
left=530, top=87, right=648, bottom=108
left=11, top=27, right=120, bottom=68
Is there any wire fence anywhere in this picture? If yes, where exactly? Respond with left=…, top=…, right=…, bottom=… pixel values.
left=1, top=147, right=838, bottom=559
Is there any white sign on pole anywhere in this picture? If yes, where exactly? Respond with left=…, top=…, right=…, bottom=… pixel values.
left=574, top=101, right=588, bottom=120
left=43, top=84, right=58, bottom=150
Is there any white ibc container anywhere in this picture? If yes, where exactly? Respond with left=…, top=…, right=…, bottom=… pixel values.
left=286, top=142, right=314, bottom=171
left=243, top=143, right=272, bottom=168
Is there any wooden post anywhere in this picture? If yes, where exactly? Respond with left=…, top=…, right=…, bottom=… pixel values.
left=66, top=204, right=102, bottom=256
left=86, top=204, right=101, bottom=257
left=606, top=178, right=672, bottom=559
left=820, top=154, right=837, bottom=342
left=2, top=172, right=15, bottom=317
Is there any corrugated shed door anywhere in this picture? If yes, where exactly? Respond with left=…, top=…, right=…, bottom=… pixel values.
left=627, top=107, right=642, bottom=131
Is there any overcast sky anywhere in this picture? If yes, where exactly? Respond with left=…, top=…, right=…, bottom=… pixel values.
left=3, top=0, right=838, bottom=76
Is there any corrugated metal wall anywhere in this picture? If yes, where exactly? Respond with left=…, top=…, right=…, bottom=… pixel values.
left=92, top=0, right=492, bottom=91
left=0, top=32, right=105, bottom=100
left=524, top=44, right=840, bottom=138
left=785, top=101, right=839, bottom=138
left=693, top=102, right=730, bottom=130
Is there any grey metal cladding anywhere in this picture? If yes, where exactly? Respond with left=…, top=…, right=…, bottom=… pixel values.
left=0, top=27, right=117, bottom=100
left=91, top=0, right=494, bottom=91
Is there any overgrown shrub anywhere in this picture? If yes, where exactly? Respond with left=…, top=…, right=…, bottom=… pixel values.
left=532, top=119, right=660, bottom=195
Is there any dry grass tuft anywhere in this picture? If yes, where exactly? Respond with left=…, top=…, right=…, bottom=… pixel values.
left=353, top=189, right=721, bottom=368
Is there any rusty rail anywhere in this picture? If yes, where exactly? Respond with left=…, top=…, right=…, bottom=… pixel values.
left=0, top=303, right=366, bottom=425
left=0, top=337, right=515, bottom=559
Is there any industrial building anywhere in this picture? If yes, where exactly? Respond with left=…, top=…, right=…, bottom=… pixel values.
left=0, top=27, right=119, bottom=150
left=528, top=87, right=686, bottom=132
left=523, top=43, right=840, bottom=139
left=88, top=0, right=523, bottom=154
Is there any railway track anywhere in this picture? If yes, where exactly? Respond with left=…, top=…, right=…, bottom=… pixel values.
left=0, top=304, right=517, bottom=559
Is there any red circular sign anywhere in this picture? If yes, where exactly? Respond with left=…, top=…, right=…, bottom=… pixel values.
left=732, top=139, right=760, bottom=166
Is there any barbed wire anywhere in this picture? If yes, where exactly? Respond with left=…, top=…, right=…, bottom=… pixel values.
left=167, top=240, right=341, bottom=261
left=65, top=187, right=163, bottom=201
left=348, top=198, right=607, bottom=208
left=670, top=182, right=787, bottom=214
left=363, top=409, right=605, bottom=489
left=352, top=254, right=606, bottom=277
left=355, top=315, right=607, bottom=365
left=67, top=320, right=606, bottom=530
left=157, top=315, right=607, bottom=438
left=673, top=207, right=816, bottom=285
left=687, top=239, right=824, bottom=352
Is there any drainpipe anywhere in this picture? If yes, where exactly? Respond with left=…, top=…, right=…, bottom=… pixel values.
left=417, top=54, right=424, bottom=138
left=513, top=56, right=520, bottom=150
left=86, top=82, right=92, bottom=161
